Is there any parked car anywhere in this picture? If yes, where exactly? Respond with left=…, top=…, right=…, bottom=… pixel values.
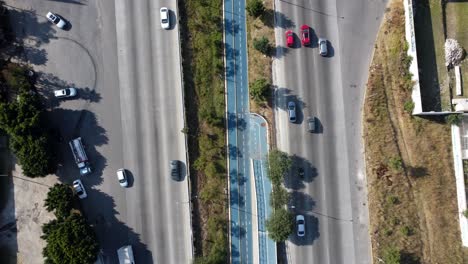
left=296, top=214, right=305, bottom=237
left=54, top=88, right=77, bottom=99
left=170, top=160, right=181, bottom=181
left=160, top=7, right=170, bottom=29
left=117, top=168, right=129, bottom=187
left=46, top=12, right=66, bottom=29
left=300, top=25, right=311, bottom=46
left=308, top=116, right=316, bottom=133
left=318, top=38, right=328, bottom=56
left=288, top=101, right=296, bottom=123
left=72, top=179, right=87, bottom=199
left=285, top=30, right=294, bottom=48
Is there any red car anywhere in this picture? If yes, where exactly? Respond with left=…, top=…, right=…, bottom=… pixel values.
left=285, top=30, right=294, bottom=47
left=300, top=25, right=311, bottom=46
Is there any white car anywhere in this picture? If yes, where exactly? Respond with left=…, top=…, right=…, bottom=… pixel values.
left=160, top=7, right=170, bottom=29
left=54, top=88, right=77, bottom=98
left=46, top=12, right=66, bottom=29
left=296, top=215, right=305, bottom=237
left=318, top=38, right=328, bottom=56
left=73, top=179, right=87, bottom=199
left=117, top=168, right=129, bottom=187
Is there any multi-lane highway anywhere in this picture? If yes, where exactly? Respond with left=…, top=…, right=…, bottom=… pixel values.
left=274, top=0, right=388, bottom=263
left=4, top=0, right=192, bottom=263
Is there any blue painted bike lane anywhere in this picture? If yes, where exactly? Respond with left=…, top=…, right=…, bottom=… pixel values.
left=225, top=0, right=253, bottom=262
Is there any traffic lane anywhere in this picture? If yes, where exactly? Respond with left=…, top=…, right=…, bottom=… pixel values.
left=113, top=0, right=191, bottom=263
left=276, top=0, right=360, bottom=263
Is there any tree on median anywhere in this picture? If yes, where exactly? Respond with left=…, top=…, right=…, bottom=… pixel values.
left=246, top=0, right=265, bottom=18
left=266, top=208, right=294, bottom=242
left=266, top=149, right=292, bottom=186
left=270, top=185, right=289, bottom=209
left=250, top=78, right=270, bottom=104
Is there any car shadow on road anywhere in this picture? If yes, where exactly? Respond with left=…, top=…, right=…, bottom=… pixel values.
left=324, top=40, right=334, bottom=58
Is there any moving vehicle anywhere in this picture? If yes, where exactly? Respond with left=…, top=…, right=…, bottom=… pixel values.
left=160, top=7, right=170, bottom=29
left=46, top=12, right=66, bottom=29
left=298, top=168, right=304, bottom=178
left=117, top=168, right=129, bottom=187
left=300, top=24, right=311, bottom=46
left=69, top=137, right=92, bottom=176
left=170, top=160, right=181, bottom=181
left=288, top=101, right=296, bottom=123
left=72, top=179, right=87, bottom=199
left=318, top=38, right=328, bottom=56
left=285, top=30, right=294, bottom=48
left=54, top=88, right=77, bottom=99
left=308, top=116, right=316, bottom=133
left=296, top=214, right=305, bottom=237
left=117, top=245, right=135, bottom=264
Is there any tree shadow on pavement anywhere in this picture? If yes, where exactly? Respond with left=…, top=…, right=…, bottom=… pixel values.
left=83, top=190, right=154, bottom=263
left=50, top=109, right=108, bottom=187
left=288, top=214, right=319, bottom=246
left=36, top=72, right=102, bottom=108
left=274, top=11, right=295, bottom=29
left=273, top=45, right=289, bottom=59
left=284, top=155, right=318, bottom=190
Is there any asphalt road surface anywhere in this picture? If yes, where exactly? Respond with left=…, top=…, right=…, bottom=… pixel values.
left=273, top=0, right=388, bottom=263
left=4, top=0, right=192, bottom=263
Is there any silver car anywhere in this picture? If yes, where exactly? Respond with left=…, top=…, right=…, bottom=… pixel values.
left=73, top=179, right=87, bottom=199
left=288, top=101, right=296, bottom=123
left=296, top=214, right=305, bottom=237
left=308, top=116, right=316, bottom=133
left=318, top=38, right=328, bottom=56
left=54, top=88, right=77, bottom=98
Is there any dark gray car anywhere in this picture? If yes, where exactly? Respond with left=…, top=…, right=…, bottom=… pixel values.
left=170, top=160, right=180, bottom=180
left=308, top=116, right=316, bottom=133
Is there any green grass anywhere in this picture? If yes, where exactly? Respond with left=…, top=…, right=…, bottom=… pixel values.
left=180, top=0, right=228, bottom=262
left=446, top=2, right=468, bottom=98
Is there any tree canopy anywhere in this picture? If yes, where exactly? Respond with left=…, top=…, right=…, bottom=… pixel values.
left=266, top=149, right=292, bottom=185
left=250, top=78, right=270, bottom=103
left=266, top=208, right=294, bottom=242
left=246, top=0, right=265, bottom=18
left=42, top=213, right=99, bottom=264
left=44, top=183, right=74, bottom=220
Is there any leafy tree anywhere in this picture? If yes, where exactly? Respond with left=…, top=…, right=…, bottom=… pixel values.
left=446, top=113, right=462, bottom=125
left=388, top=156, right=403, bottom=172
left=266, top=208, right=294, bottom=242
left=270, top=185, right=289, bottom=209
left=253, top=37, right=271, bottom=55
left=246, top=0, right=265, bottom=17
left=382, top=246, right=401, bottom=264
left=267, top=149, right=292, bottom=185
left=44, top=183, right=74, bottom=220
left=250, top=78, right=270, bottom=103
left=463, top=209, right=468, bottom=218
left=42, top=213, right=99, bottom=264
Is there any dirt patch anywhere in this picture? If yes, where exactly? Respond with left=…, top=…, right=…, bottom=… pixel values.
left=365, top=0, right=463, bottom=262
left=247, top=0, right=276, bottom=145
